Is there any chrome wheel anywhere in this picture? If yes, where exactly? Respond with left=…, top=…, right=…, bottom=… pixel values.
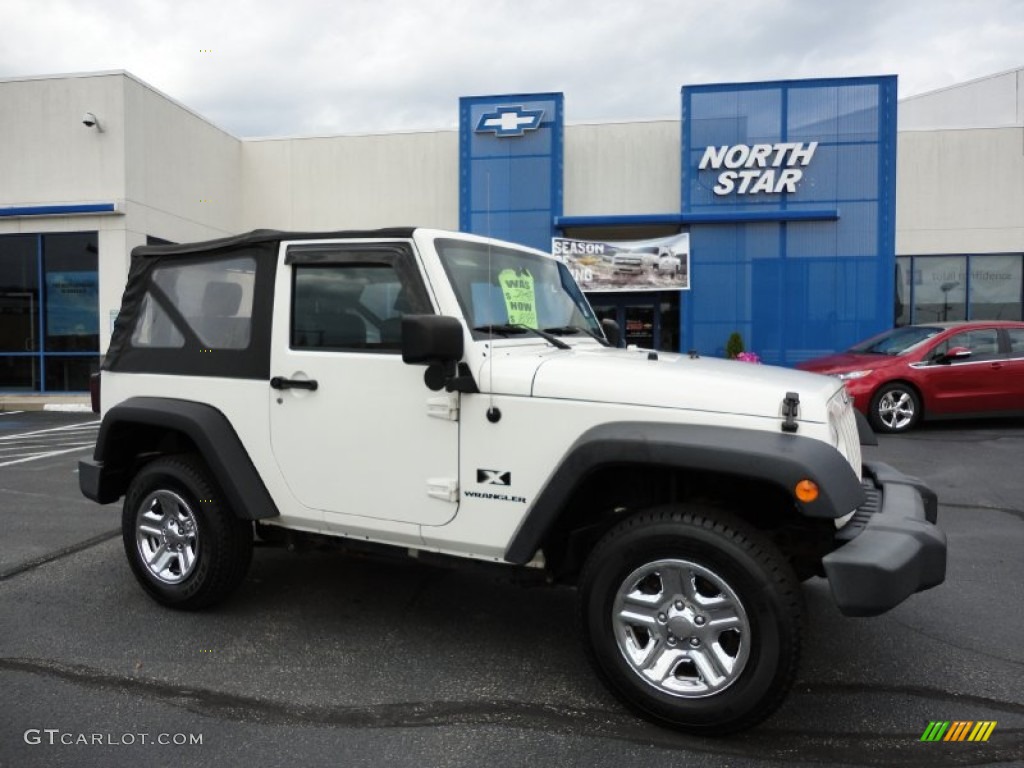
left=612, top=558, right=750, bottom=698
left=135, top=490, right=199, bottom=584
left=874, top=385, right=919, bottom=432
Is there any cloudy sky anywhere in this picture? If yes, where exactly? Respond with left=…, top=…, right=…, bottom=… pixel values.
left=3, top=0, right=1022, bottom=137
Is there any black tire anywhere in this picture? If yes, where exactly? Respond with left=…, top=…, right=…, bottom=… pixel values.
left=577, top=506, right=802, bottom=735
left=122, top=454, right=253, bottom=610
left=869, top=382, right=921, bottom=433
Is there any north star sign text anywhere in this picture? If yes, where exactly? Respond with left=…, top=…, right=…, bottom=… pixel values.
left=699, top=142, right=818, bottom=195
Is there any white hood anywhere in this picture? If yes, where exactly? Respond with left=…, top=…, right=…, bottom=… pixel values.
left=476, top=342, right=841, bottom=423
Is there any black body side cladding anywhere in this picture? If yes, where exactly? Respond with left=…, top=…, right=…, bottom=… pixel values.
left=78, top=397, right=279, bottom=521
left=504, top=422, right=866, bottom=565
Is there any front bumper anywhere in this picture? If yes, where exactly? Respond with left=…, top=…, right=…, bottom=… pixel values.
left=822, top=461, right=946, bottom=617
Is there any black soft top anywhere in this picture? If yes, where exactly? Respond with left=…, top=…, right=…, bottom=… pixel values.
left=131, top=227, right=418, bottom=260
left=106, top=227, right=418, bottom=379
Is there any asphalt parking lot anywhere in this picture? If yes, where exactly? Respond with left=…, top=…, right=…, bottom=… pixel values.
left=0, top=411, right=1022, bottom=767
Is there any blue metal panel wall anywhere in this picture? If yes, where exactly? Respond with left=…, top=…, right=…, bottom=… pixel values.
left=459, top=94, right=564, bottom=251
left=681, top=77, right=897, bottom=364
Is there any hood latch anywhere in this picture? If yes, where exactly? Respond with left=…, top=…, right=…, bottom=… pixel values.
left=782, top=392, right=800, bottom=433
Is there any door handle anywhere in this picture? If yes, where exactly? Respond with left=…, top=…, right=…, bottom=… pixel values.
left=270, top=376, right=319, bottom=391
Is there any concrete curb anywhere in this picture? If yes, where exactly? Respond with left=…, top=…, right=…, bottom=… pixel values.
left=0, top=396, right=91, bottom=413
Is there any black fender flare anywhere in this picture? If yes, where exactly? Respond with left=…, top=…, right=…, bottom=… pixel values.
left=504, top=421, right=865, bottom=564
left=78, top=397, right=279, bottom=521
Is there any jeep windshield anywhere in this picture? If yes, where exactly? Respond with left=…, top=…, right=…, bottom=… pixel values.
left=435, top=238, right=603, bottom=342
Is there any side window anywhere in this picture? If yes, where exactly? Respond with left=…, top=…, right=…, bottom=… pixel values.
left=132, top=256, right=255, bottom=349
left=291, top=259, right=432, bottom=352
left=1006, top=329, right=1024, bottom=357
left=931, top=329, right=1001, bottom=363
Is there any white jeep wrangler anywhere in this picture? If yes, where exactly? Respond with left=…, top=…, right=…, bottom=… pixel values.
left=81, top=228, right=946, bottom=734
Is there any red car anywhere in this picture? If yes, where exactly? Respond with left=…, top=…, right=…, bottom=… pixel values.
left=796, top=321, right=1024, bottom=433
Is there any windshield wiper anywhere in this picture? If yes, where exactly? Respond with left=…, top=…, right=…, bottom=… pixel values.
left=543, top=325, right=609, bottom=346
left=473, top=324, right=571, bottom=350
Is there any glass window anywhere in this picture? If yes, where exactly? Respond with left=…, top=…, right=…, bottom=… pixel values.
left=930, top=328, right=1001, bottom=363
left=895, top=257, right=911, bottom=326
left=140, top=255, right=256, bottom=350
left=43, top=233, right=99, bottom=353
left=292, top=262, right=431, bottom=351
left=659, top=295, right=680, bottom=352
left=0, top=235, right=40, bottom=353
left=131, top=293, right=185, bottom=348
left=436, top=238, right=600, bottom=338
left=0, top=355, right=36, bottom=391
left=912, top=256, right=966, bottom=323
left=849, top=325, right=943, bottom=355
left=968, top=255, right=1022, bottom=321
left=0, top=232, right=99, bottom=392
left=44, top=355, right=99, bottom=392
left=1006, top=329, right=1024, bottom=356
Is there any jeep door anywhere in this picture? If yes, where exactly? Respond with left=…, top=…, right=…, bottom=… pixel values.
left=269, top=241, right=459, bottom=529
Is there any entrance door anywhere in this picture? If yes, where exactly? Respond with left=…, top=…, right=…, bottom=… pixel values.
left=588, top=292, right=680, bottom=351
left=268, top=242, right=460, bottom=528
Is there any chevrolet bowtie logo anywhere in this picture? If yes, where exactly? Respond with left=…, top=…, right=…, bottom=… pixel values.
left=475, top=106, right=544, bottom=137
left=477, top=469, right=511, bottom=486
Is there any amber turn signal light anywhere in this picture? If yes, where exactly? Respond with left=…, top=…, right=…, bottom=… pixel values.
left=795, top=479, right=819, bottom=503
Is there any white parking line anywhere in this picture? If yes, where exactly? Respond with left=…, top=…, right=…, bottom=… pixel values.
left=0, top=420, right=99, bottom=467
left=0, top=421, right=100, bottom=441
left=0, top=444, right=95, bottom=468
left=0, top=444, right=94, bottom=456
left=0, top=411, right=25, bottom=416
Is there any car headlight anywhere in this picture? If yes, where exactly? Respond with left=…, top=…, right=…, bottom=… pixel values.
left=834, top=370, right=872, bottom=381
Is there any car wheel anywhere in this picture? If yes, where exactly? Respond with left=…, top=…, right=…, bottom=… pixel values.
left=577, top=506, right=802, bottom=734
left=122, top=454, right=253, bottom=610
left=870, top=383, right=920, bottom=433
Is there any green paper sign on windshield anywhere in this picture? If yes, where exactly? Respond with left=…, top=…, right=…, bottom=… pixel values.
left=498, top=268, right=537, bottom=327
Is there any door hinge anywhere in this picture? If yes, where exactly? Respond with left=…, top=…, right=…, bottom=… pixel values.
left=426, top=478, right=459, bottom=503
left=427, top=392, right=459, bottom=421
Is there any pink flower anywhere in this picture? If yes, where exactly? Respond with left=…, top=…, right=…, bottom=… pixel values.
left=736, top=351, right=761, bottom=364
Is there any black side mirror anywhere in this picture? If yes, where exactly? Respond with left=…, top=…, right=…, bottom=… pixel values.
left=402, top=315, right=464, bottom=364
left=601, top=318, right=623, bottom=348
left=402, top=315, right=477, bottom=393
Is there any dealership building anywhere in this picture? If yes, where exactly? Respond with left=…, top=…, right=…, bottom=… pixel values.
left=1, top=66, right=1022, bottom=393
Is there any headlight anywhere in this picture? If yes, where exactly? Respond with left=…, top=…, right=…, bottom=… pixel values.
left=834, top=369, right=872, bottom=381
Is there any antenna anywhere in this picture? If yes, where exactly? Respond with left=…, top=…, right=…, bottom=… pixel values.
left=485, top=172, right=499, bottom=423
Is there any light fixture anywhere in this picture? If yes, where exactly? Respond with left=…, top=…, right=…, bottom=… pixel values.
left=81, top=112, right=104, bottom=132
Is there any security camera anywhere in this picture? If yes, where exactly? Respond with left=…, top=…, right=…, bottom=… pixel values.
left=82, top=112, right=102, bottom=131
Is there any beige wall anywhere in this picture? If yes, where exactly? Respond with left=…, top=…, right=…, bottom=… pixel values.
left=0, top=73, right=126, bottom=210
left=122, top=76, right=242, bottom=244
left=237, top=119, right=683, bottom=233
left=896, top=127, right=1024, bottom=255
left=564, top=120, right=680, bottom=216
left=241, top=131, right=459, bottom=231
left=900, top=69, right=1024, bottom=131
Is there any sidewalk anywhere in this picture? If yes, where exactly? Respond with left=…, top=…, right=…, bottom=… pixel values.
left=0, top=395, right=92, bottom=412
